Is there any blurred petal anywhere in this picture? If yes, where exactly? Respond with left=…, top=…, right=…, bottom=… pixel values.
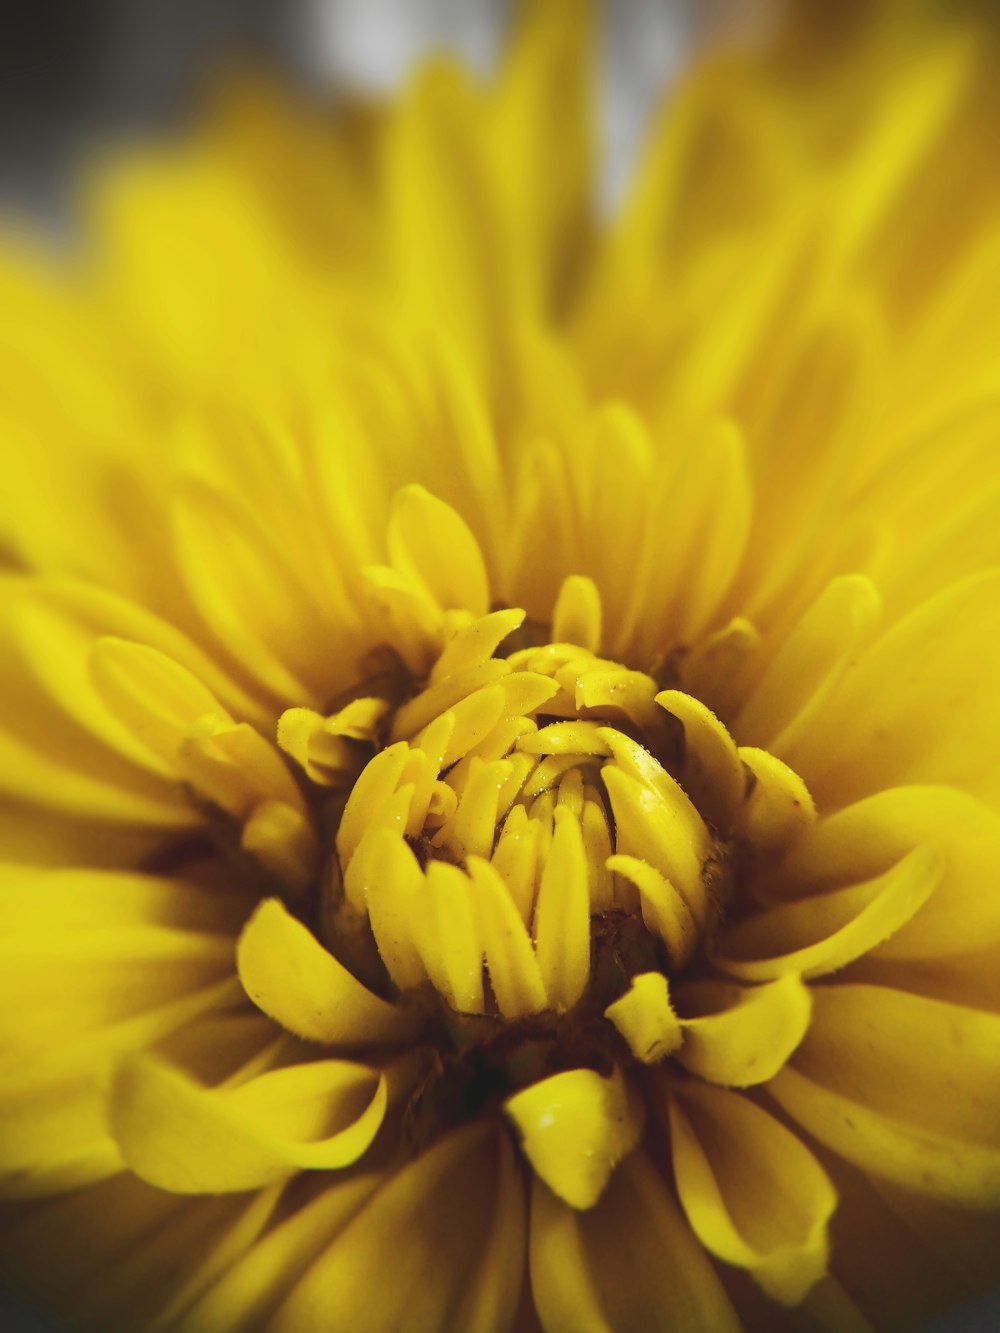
left=269, top=1124, right=524, bottom=1332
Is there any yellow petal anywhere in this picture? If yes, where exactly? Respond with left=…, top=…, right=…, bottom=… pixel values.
left=391, top=659, right=509, bottom=741
left=237, top=898, right=416, bottom=1046
left=783, top=569, right=1000, bottom=810
left=0, top=600, right=192, bottom=827
left=437, top=756, right=512, bottom=861
left=519, top=718, right=612, bottom=757
left=0, top=1170, right=275, bottom=1328
left=771, top=983, right=1000, bottom=1207
left=601, top=742, right=709, bottom=919
left=606, top=853, right=697, bottom=969
left=638, top=420, right=752, bottom=650
left=530, top=1152, right=742, bottom=1332
left=90, top=637, right=298, bottom=819
left=826, top=36, right=975, bottom=267
left=110, top=1054, right=386, bottom=1192
left=430, top=606, right=525, bottom=683
left=241, top=799, right=318, bottom=889
left=172, top=478, right=335, bottom=705
left=5, top=574, right=265, bottom=756
left=0, top=921, right=234, bottom=1051
left=552, top=574, right=602, bottom=653
left=387, top=483, right=489, bottom=617
left=490, top=0, right=593, bottom=316
left=715, top=843, right=941, bottom=982
left=776, top=785, right=1000, bottom=961
left=268, top=1123, right=524, bottom=1333
left=364, top=831, right=429, bottom=991
left=467, top=856, right=547, bottom=1019
left=177, top=1175, right=382, bottom=1331
left=505, top=1066, right=643, bottom=1210
left=417, top=861, right=484, bottom=1014
left=147, top=1184, right=285, bottom=1332
left=361, top=563, right=442, bottom=674
left=604, top=972, right=683, bottom=1064
left=491, top=803, right=541, bottom=924
left=276, top=698, right=387, bottom=785
left=386, top=61, right=507, bottom=399
left=533, top=807, right=591, bottom=1011
left=0, top=975, right=240, bottom=1194
left=667, top=1080, right=836, bottom=1305
left=733, top=746, right=816, bottom=854
left=655, top=688, right=745, bottom=830
left=674, top=975, right=812, bottom=1087
left=735, top=574, right=882, bottom=753
left=335, top=741, right=411, bottom=866
left=342, top=782, right=414, bottom=913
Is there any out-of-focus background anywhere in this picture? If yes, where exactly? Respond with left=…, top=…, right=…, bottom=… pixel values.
left=0, top=0, right=712, bottom=227
left=0, top=1, right=997, bottom=1330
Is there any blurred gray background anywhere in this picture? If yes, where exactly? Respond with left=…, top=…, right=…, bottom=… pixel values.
left=0, top=0, right=697, bottom=224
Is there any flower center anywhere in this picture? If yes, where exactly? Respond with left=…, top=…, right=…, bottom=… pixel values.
left=272, top=605, right=815, bottom=1043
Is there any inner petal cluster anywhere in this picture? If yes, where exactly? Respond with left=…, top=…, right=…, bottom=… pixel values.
left=272, top=597, right=818, bottom=1025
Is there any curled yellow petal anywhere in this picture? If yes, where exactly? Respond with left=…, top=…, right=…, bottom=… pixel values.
left=237, top=898, right=417, bottom=1046
left=430, top=607, right=525, bottom=683
left=674, top=975, right=812, bottom=1087
left=733, top=747, right=816, bottom=854
left=655, top=689, right=745, bottom=831
left=604, top=972, right=683, bottom=1064
left=715, top=844, right=942, bottom=982
left=606, top=853, right=696, bottom=970
left=667, top=1081, right=836, bottom=1305
left=505, top=1066, right=643, bottom=1210
left=277, top=699, right=388, bottom=786
left=110, top=1055, right=386, bottom=1192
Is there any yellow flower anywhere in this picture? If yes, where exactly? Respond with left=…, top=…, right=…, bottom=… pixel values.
left=2, top=3, right=1000, bottom=1330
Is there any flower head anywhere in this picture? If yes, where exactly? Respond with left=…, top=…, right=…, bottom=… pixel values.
left=3, top=3, right=1000, bottom=1330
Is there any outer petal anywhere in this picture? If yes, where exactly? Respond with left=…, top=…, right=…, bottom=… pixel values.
left=237, top=898, right=419, bottom=1046
left=0, top=580, right=195, bottom=831
left=385, top=60, right=510, bottom=403
left=268, top=1123, right=525, bottom=1333
left=770, top=984, right=1000, bottom=1207
left=666, top=1080, right=836, bottom=1305
left=771, top=786, right=1000, bottom=1007
left=782, top=569, right=1000, bottom=810
left=0, top=865, right=242, bottom=1195
left=109, top=1054, right=387, bottom=1193
left=0, top=1172, right=283, bottom=1330
left=714, top=844, right=941, bottom=981
left=530, top=1151, right=741, bottom=1333
left=176, top=1175, right=382, bottom=1331
left=673, top=975, right=812, bottom=1087
left=489, top=0, right=593, bottom=317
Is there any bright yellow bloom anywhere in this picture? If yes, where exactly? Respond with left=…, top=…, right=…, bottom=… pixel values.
left=2, top=3, right=1000, bottom=1330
